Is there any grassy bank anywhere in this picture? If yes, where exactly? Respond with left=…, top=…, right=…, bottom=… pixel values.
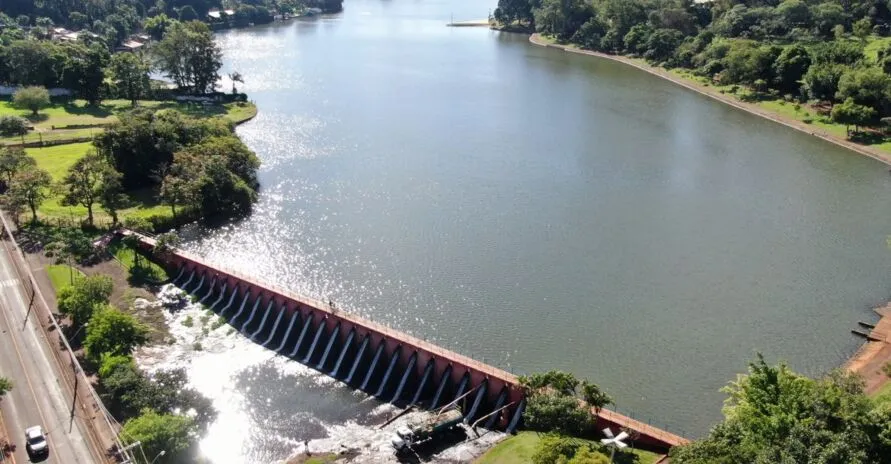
left=46, top=264, right=84, bottom=291
left=475, top=431, right=662, bottom=464
left=107, top=238, right=170, bottom=284
left=1, top=99, right=257, bottom=146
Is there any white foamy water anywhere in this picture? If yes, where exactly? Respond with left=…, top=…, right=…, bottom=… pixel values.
left=134, top=285, right=503, bottom=463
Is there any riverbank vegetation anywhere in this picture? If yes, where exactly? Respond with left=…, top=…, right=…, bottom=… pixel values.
left=494, top=0, right=891, bottom=153
left=668, top=354, right=891, bottom=463
left=50, top=265, right=213, bottom=463
left=479, top=370, right=658, bottom=463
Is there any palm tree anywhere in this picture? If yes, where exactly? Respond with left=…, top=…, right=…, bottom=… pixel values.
left=228, top=72, right=244, bottom=94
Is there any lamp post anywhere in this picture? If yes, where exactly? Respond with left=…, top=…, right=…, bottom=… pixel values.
left=149, top=450, right=166, bottom=464
left=70, top=322, right=88, bottom=340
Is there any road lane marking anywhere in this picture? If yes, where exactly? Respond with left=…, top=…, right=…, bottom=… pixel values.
left=0, top=249, right=59, bottom=460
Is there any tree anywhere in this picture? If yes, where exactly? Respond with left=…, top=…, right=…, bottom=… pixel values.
left=153, top=232, right=181, bottom=258
left=8, top=166, right=52, bottom=223
left=99, top=168, right=126, bottom=226
left=0, top=376, right=12, bottom=397
left=581, top=381, right=612, bottom=413
left=566, top=447, right=611, bottom=464
left=57, top=274, right=113, bottom=327
left=154, top=21, right=222, bottom=93
left=60, top=151, right=119, bottom=226
left=523, top=392, right=595, bottom=435
left=228, top=71, right=243, bottom=94
left=121, top=410, right=196, bottom=463
left=144, top=14, right=176, bottom=40
left=13, top=86, right=50, bottom=117
left=0, top=115, right=29, bottom=137
left=493, top=0, right=534, bottom=27
left=853, top=18, right=871, bottom=41
left=670, top=355, right=891, bottom=464
left=109, top=53, right=150, bottom=107
left=159, top=169, right=195, bottom=221
left=831, top=97, right=876, bottom=135
left=803, top=63, right=845, bottom=104
left=532, top=434, right=582, bottom=464
left=0, top=147, right=35, bottom=185
left=773, top=44, right=811, bottom=94
left=836, top=67, right=891, bottom=113
left=84, top=305, right=148, bottom=362
left=178, top=5, right=198, bottom=21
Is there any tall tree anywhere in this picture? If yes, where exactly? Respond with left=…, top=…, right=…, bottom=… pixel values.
left=121, top=410, right=196, bottom=464
left=831, top=97, right=876, bottom=135
left=154, top=21, right=222, bottom=94
left=84, top=305, right=148, bottom=362
left=8, top=166, right=52, bottom=223
left=57, top=274, right=113, bottom=327
left=0, top=147, right=35, bottom=186
left=670, top=355, right=891, bottom=464
left=60, top=151, right=119, bottom=226
left=109, top=53, right=150, bottom=107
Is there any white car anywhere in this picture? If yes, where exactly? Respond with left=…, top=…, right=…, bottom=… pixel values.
left=25, top=425, right=48, bottom=456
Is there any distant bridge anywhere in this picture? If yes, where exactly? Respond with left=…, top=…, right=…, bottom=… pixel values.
left=123, top=229, right=688, bottom=452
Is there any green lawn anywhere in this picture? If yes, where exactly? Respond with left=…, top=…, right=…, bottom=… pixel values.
left=24, top=142, right=172, bottom=226
left=1, top=99, right=257, bottom=145
left=46, top=264, right=84, bottom=291
left=107, top=238, right=170, bottom=283
left=475, top=432, right=663, bottom=464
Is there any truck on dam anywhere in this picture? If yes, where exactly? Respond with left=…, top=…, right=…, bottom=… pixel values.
left=391, top=408, right=464, bottom=453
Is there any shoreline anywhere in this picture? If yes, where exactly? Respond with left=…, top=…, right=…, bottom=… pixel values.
left=528, top=33, right=891, bottom=168
left=527, top=33, right=891, bottom=394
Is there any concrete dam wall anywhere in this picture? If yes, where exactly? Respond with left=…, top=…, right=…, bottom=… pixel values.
left=126, top=231, right=687, bottom=451
left=135, top=236, right=526, bottom=432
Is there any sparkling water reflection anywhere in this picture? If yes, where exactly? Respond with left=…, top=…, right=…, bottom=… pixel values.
left=152, top=0, right=891, bottom=459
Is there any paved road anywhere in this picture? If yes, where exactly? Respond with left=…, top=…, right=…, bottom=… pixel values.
left=0, top=237, right=96, bottom=464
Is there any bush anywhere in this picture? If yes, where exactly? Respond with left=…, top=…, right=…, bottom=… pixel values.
left=13, top=86, right=51, bottom=116
left=0, top=115, right=29, bottom=136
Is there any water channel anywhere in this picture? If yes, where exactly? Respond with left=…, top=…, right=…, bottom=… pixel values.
left=139, top=0, right=891, bottom=461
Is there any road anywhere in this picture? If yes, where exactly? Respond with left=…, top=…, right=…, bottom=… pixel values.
left=0, top=236, right=96, bottom=464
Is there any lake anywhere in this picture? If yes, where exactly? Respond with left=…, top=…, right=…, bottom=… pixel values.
left=152, top=0, right=891, bottom=460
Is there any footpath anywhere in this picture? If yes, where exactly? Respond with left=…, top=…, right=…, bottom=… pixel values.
left=528, top=34, right=891, bottom=168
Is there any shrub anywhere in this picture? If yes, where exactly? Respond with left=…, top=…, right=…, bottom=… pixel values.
left=0, top=115, right=28, bottom=136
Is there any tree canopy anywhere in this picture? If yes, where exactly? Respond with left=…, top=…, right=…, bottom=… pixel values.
left=670, top=355, right=891, bottom=464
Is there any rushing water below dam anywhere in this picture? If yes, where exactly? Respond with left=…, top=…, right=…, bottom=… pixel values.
left=143, top=0, right=891, bottom=460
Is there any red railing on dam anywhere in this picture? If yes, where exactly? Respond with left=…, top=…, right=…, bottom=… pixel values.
left=123, top=230, right=687, bottom=451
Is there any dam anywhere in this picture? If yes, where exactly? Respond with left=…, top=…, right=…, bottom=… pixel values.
left=125, top=230, right=687, bottom=452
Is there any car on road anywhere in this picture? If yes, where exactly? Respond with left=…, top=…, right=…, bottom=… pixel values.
left=25, top=425, right=48, bottom=457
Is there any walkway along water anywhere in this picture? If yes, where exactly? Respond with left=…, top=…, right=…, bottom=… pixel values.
left=125, top=229, right=688, bottom=452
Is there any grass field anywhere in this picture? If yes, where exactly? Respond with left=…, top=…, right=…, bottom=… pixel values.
left=474, top=432, right=663, bottom=464
left=25, top=142, right=171, bottom=225
left=1, top=99, right=257, bottom=145
left=46, top=264, right=84, bottom=291
left=107, top=238, right=170, bottom=283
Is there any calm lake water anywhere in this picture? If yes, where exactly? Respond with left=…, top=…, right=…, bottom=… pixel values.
left=165, top=0, right=891, bottom=459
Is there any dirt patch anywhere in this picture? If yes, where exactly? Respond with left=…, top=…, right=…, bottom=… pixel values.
left=80, top=257, right=170, bottom=344
left=845, top=304, right=891, bottom=395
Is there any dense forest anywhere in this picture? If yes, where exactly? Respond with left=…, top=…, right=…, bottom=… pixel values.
left=1, top=0, right=343, bottom=46
left=493, top=0, right=891, bottom=131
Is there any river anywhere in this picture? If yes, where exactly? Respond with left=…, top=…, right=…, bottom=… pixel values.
left=137, top=0, right=891, bottom=461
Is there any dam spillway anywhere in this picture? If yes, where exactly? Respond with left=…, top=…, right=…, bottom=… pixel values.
left=129, top=230, right=686, bottom=451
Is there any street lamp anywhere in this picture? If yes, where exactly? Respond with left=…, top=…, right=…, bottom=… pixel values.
left=70, top=322, right=89, bottom=340
left=149, top=450, right=166, bottom=464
